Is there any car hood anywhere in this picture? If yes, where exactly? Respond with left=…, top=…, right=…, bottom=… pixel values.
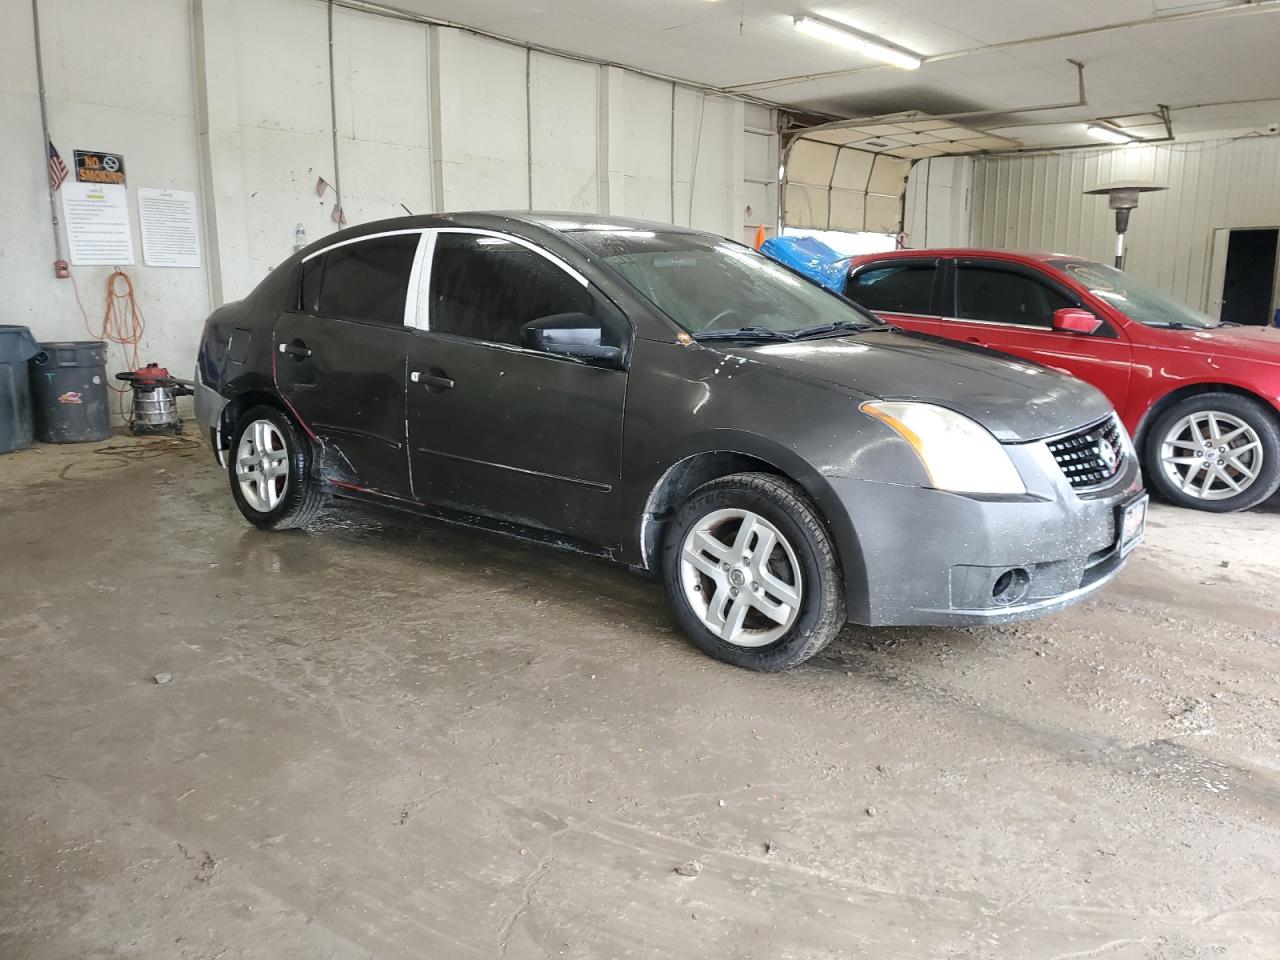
left=1153, top=323, right=1280, bottom=364
left=728, top=329, right=1113, bottom=442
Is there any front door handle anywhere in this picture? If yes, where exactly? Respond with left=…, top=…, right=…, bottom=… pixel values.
left=279, top=340, right=312, bottom=359
left=965, top=336, right=983, bottom=344
left=411, top=369, right=454, bottom=392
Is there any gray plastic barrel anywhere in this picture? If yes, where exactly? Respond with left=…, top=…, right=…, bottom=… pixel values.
left=29, top=341, right=111, bottom=443
left=0, top=325, right=40, bottom=454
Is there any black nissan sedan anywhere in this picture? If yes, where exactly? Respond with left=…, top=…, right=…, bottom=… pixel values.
left=195, top=213, right=1146, bottom=670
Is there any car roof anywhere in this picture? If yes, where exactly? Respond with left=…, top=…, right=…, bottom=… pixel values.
left=310, top=211, right=706, bottom=249
left=501, top=212, right=705, bottom=235
left=850, top=248, right=1089, bottom=265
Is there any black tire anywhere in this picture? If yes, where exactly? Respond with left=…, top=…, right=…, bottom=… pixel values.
left=227, top=404, right=327, bottom=530
left=1143, top=392, right=1280, bottom=513
left=662, top=472, right=845, bottom=671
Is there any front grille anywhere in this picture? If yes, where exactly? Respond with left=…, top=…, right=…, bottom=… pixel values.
left=1047, top=416, right=1125, bottom=489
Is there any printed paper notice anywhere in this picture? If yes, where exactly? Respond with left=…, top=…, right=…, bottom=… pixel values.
left=138, top=188, right=201, bottom=268
left=62, top=181, right=135, bottom=266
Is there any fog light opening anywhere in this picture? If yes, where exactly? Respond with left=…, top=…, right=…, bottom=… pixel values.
left=992, top=568, right=1030, bottom=606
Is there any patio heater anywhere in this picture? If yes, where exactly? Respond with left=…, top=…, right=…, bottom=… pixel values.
left=1083, top=181, right=1167, bottom=271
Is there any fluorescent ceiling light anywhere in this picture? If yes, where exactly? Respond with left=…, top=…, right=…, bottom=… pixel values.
left=1085, top=123, right=1133, bottom=145
left=793, top=15, right=922, bottom=70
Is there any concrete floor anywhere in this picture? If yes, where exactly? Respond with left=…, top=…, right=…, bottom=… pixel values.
left=2, top=433, right=1279, bottom=960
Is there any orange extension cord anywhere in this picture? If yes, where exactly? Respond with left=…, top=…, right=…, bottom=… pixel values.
left=72, top=268, right=147, bottom=419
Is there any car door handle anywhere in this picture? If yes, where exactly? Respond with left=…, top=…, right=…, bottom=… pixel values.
left=965, top=336, right=983, bottom=344
left=411, top=370, right=454, bottom=392
left=278, top=341, right=312, bottom=359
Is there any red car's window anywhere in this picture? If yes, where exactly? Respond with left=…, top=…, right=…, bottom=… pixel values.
left=1051, top=259, right=1220, bottom=329
left=847, top=262, right=936, bottom=315
left=956, top=265, right=1074, bottom=328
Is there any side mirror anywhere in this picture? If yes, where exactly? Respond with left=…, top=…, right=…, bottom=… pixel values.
left=1053, top=308, right=1102, bottom=335
left=521, top=313, right=623, bottom=363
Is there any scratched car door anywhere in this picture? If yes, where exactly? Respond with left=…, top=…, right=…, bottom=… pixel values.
left=273, top=231, right=422, bottom=496
left=404, top=230, right=629, bottom=546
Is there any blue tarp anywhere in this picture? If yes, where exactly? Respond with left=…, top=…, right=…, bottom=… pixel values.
left=759, top=236, right=851, bottom=293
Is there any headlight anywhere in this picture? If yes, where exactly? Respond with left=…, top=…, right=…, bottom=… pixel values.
left=862, top=401, right=1026, bottom=495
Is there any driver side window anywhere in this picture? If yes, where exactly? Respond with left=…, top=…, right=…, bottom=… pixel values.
left=955, top=264, right=1075, bottom=328
left=427, top=233, right=625, bottom=350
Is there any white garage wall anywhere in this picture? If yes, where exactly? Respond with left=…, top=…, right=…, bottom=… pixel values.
left=200, top=0, right=434, bottom=300
left=2, top=0, right=764, bottom=395
left=1, top=0, right=209, bottom=382
left=605, top=70, right=674, bottom=223
left=674, top=90, right=744, bottom=235
left=433, top=30, right=528, bottom=210
left=529, top=53, right=599, bottom=212
left=902, top=156, right=972, bottom=249
left=334, top=9, right=433, bottom=225
left=964, top=137, right=1280, bottom=311
left=222, top=0, right=333, bottom=290
left=743, top=103, right=779, bottom=247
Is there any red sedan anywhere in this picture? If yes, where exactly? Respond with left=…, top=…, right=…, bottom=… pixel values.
left=844, top=249, right=1280, bottom=512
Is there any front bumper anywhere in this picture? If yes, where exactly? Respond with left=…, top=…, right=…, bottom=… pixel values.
left=832, top=442, right=1143, bottom=627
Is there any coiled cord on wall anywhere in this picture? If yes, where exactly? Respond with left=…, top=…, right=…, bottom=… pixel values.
left=72, top=268, right=147, bottom=419
left=99, top=269, right=145, bottom=373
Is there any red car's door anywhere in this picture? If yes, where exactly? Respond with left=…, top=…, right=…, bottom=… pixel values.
left=844, top=257, right=944, bottom=334
left=937, top=258, right=1133, bottom=414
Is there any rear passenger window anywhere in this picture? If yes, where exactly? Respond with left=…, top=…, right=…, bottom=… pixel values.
left=301, top=233, right=420, bottom=326
left=846, top=262, right=937, bottom=315
left=428, top=232, right=624, bottom=348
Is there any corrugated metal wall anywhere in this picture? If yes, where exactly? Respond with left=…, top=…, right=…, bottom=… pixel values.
left=969, top=137, right=1280, bottom=311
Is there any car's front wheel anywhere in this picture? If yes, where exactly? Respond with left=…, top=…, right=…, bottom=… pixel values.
left=662, top=472, right=845, bottom=670
left=1144, top=392, right=1280, bottom=512
left=228, top=404, right=326, bottom=530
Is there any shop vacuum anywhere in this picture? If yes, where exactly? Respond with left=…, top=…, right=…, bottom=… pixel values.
left=115, top=363, right=194, bottom=435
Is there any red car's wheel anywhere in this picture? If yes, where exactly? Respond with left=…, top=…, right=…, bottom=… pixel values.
left=1144, top=392, right=1280, bottom=512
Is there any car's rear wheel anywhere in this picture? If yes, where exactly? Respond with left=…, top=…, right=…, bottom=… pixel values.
left=662, top=472, right=845, bottom=670
left=228, top=404, right=326, bottom=530
left=1144, top=392, right=1280, bottom=512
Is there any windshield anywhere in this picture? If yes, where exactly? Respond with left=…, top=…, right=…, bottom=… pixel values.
left=571, top=229, right=882, bottom=338
left=1052, top=259, right=1220, bottom=329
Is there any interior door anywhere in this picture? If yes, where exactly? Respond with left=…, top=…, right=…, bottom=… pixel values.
left=844, top=258, right=943, bottom=334
left=405, top=230, right=629, bottom=547
left=940, top=259, right=1133, bottom=411
left=1207, top=228, right=1230, bottom=320
left=1221, top=228, right=1279, bottom=326
left=274, top=230, right=424, bottom=496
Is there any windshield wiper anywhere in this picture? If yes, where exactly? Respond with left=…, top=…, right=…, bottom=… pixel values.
left=789, top=319, right=884, bottom=339
left=693, top=326, right=796, bottom=342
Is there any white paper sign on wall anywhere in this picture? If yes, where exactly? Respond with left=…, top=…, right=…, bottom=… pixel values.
left=138, top=188, right=201, bottom=268
left=61, top=182, right=135, bottom=266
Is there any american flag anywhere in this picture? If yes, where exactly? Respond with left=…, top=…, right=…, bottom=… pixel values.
left=48, top=140, right=69, bottom=191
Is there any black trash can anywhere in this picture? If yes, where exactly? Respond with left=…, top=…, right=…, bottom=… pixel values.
left=29, top=341, right=111, bottom=443
left=0, top=325, right=40, bottom=454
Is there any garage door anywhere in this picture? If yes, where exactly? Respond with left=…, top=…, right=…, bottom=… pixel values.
left=784, top=139, right=910, bottom=234
left=783, top=115, right=1017, bottom=235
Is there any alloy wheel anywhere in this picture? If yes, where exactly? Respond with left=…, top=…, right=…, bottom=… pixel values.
left=236, top=419, right=290, bottom=512
left=679, top=508, right=803, bottom=647
left=1158, top=410, right=1263, bottom=502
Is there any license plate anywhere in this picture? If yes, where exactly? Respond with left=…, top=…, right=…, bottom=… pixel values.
left=1119, top=494, right=1148, bottom=555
